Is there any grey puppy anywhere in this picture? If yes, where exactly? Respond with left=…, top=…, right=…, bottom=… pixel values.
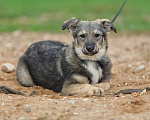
left=16, top=18, right=116, bottom=96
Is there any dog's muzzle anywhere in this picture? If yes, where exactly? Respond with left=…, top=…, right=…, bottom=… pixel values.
left=82, top=42, right=99, bottom=56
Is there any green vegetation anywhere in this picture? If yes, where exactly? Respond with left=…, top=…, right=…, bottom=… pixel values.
left=0, top=0, right=149, bottom=33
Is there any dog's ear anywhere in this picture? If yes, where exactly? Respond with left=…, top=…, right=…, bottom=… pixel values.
left=95, top=19, right=117, bottom=33
left=62, top=17, right=81, bottom=32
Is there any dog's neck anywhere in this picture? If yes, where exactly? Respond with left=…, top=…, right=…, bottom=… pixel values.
left=66, top=41, right=85, bottom=64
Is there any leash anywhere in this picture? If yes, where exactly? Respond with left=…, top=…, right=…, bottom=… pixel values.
left=111, top=0, right=127, bottom=24
left=102, top=0, right=127, bottom=43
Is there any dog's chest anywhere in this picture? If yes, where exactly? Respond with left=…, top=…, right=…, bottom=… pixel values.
left=83, top=61, right=103, bottom=84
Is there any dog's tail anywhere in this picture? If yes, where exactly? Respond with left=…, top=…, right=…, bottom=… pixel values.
left=111, top=0, right=127, bottom=24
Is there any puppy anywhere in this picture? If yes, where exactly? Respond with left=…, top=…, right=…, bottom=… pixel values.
left=17, top=18, right=116, bottom=96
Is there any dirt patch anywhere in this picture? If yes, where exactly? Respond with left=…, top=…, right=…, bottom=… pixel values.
left=120, top=97, right=148, bottom=113
left=0, top=31, right=150, bottom=120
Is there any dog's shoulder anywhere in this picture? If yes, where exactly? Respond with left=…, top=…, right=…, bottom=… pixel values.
left=97, top=54, right=112, bottom=66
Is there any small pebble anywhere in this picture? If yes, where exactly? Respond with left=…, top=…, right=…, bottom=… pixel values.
left=86, top=108, right=92, bottom=110
left=97, top=104, right=107, bottom=107
left=73, top=113, right=78, bottom=115
left=18, top=117, right=26, bottom=120
left=26, top=107, right=31, bottom=113
left=121, top=96, right=125, bottom=98
left=111, top=119, right=116, bottom=120
left=1, top=63, right=15, bottom=73
left=114, top=97, right=118, bottom=100
left=124, top=83, right=128, bottom=86
left=119, top=93, right=123, bottom=97
left=29, top=91, right=39, bottom=96
left=68, top=100, right=75, bottom=105
left=135, top=65, right=145, bottom=71
left=142, top=76, right=145, bottom=79
left=1, top=102, right=5, bottom=106
left=83, top=98, right=88, bottom=101
left=116, top=83, right=120, bottom=87
left=131, top=92, right=138, bottom=97
left=123, top=82, right=128, bottom=86
left=140, top=89, right=147, bottom=95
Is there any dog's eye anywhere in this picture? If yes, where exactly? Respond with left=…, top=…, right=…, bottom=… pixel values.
left=95, top=34, right=100, bottom=38
left=80, top=34, right=86, bottom=38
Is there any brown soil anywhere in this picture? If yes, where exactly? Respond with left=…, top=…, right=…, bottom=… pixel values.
left=0, top=31, right=150, bottom=120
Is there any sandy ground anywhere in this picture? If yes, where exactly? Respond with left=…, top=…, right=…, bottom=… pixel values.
left=0, top=31, right=150, bottom=120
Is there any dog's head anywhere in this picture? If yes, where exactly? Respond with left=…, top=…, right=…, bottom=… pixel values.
left=62, top=17, right=116, bottom=61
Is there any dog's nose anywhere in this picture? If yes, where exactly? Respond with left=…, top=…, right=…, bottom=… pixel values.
left=86, top=43, right=95, bottom=52
left=86, top=46, right=94, bottom=52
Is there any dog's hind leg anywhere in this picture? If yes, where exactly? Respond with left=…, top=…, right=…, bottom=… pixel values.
left=16, top=56, right=35, bottom=87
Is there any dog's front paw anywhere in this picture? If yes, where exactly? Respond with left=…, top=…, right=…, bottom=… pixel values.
left=87, top=87, right=105, bottom=96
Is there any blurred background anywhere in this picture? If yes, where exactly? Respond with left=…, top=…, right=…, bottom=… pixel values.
left=0, top=0, right=149, bottom=33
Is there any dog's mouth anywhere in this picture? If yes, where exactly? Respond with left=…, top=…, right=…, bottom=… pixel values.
left=81, top=43, right=100, bottom=56
left=82, top=48, right=99, bottom=56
